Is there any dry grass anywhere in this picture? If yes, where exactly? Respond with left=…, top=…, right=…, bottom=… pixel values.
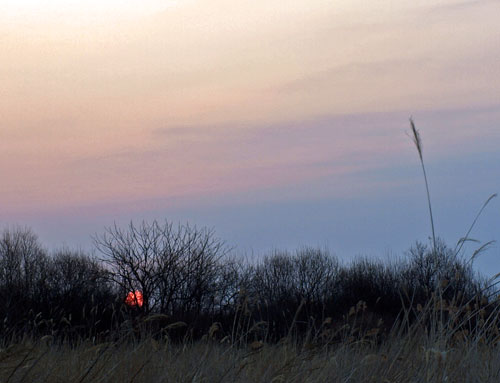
left=2, top=292, right=500, bottom=383
left=0, top=334, right=499, bottom=382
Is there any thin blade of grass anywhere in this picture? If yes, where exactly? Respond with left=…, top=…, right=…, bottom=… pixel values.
left=468, top=240, right=496, bottom=265
left=455, top=193, right=497, bottom=256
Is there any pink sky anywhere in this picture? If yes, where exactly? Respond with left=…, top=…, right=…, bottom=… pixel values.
left=1, top=1, right=500, bottom=272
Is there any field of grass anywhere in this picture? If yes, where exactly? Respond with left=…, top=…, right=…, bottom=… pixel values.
left=2, top=295, right=500, bottom=383
left=4, top=265, right=500, bottom=383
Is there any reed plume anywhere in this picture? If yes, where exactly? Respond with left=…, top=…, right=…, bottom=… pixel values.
left=410, top=118, right=436, bottom=253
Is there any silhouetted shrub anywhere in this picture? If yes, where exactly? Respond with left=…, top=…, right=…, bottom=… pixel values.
left=0, top=224, right=490, bottom=344
left=401, top=240, right=483, bottom=305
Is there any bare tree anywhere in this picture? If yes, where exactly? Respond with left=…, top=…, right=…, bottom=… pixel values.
left=49, top=248, right=111, bottom=305
left=0, top=226, right=49, bottom=327
left=94, top=220, right=230, bottom=316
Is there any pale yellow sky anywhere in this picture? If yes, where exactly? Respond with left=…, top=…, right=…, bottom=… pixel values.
left=1, top=0, right=499, bottom=214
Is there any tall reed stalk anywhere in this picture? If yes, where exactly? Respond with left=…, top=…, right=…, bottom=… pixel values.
left=409, top=118, right=436, bottom=253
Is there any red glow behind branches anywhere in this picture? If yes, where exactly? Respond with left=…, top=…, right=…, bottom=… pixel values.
left=125, top=290, right=144, bottom=307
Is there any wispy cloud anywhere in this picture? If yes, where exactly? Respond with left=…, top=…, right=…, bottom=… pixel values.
left=1, top=0, right=499, bottom=223
left=426, top=0, right=498, bottom=12
left=275, top=58, right=430, bottom=94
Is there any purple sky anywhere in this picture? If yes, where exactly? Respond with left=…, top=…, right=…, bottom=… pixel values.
left=1, top=0, right=499, bottom=276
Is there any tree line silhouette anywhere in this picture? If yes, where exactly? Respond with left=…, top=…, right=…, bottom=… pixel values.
left=0, top=221, right=490, bottom=344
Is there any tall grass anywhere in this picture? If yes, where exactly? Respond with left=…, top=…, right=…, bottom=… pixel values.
left=2, top=293, right=500, bottom=382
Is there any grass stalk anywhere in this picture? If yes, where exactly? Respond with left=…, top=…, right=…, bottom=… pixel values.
left=409, top=118, right=437, bottom=253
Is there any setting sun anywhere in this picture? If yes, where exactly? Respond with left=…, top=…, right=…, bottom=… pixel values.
left=125, top=290, right=144, bottom=307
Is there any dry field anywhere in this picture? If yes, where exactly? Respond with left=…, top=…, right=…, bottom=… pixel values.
left=1, top=333, right=499, bottom=382
left=2, top=296, right=500, bottom=383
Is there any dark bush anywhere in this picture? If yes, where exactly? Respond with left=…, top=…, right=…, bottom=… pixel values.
left=0, top=223, right=490, bottom=344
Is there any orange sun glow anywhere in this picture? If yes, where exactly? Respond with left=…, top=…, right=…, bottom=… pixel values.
left=125, top=290, right=144, bottom=307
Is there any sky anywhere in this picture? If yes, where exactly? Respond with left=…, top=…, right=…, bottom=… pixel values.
left=1, top=0, right=500, bottom=276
